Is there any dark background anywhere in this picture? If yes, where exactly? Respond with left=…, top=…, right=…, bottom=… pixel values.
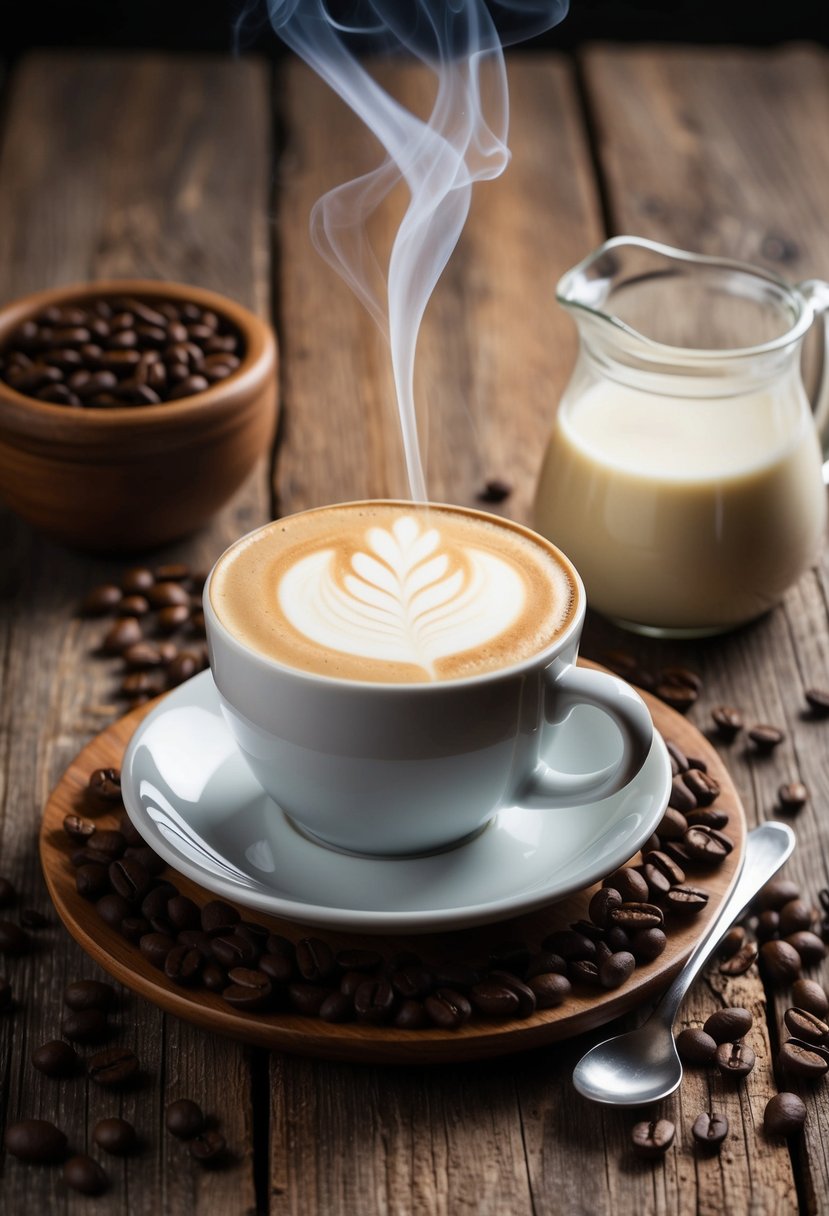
left=4, top=0, right=828, bottom=60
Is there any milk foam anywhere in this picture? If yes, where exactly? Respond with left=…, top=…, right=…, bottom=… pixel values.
left=210, top=503, right=576, bottom=683
left=277, top=515, right=525, bottom=678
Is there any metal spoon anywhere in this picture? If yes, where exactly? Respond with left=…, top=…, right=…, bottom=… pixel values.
left=572, top=820, right=795, bottom=1106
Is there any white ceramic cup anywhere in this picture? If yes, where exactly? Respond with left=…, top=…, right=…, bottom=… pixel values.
left=203, top=507, right=654, bottom=857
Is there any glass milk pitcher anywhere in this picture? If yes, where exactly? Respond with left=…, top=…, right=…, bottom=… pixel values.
left=534, top=237, right=829, bottom=636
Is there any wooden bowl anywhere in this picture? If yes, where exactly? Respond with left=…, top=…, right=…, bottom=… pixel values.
left=0, top=280, right=278, bottom=551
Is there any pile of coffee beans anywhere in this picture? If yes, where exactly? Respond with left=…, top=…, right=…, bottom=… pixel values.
left=62, top=741, right=734, bottom=1033
left=603, top=652, right=703, bottom=715
left=78, top=565, right=209, bottom=707
left=0, top=295, right=243, bottom=407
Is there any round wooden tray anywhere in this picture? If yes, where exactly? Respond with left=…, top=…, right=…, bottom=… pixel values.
left=40, top=678, right=746, bottom=1063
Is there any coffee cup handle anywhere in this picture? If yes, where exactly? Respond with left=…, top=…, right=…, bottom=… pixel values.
left=517, top=664, right=654, bottom=808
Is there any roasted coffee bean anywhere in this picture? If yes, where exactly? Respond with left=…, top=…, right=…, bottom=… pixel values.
left=210, top=932, right=259, bottom=969
left=166, top=1098, right=205, bottom=1139
left=88, top=1045, right=139, bottom=1087
left=661, top=839, right=692, bottom=867
left=609, top=901, right=663, bottom=930
left=260, top=952, right=295, bottom=984
left=787, top=930, right=826, bottom=966
left=202, top=962, right=228, bottom=992
left=393, top=999, right=426, bottom=1029
left=525, top=950, right=567, bottom=979
left=683, top=826, right=729, bottom=864
left=784, top=1007, right=828, bottom=1045
left=0, top=919, right=31, bottom=954
left=319, top=991, right=354, bottom=1023
left=704, top=1007, right=753, bottom=1043
left=527, top=972, right=571, bottom=1009
left=756, top=877, right=801, bottom=911
left=87, top=767, right=122, bottom=804
left=779, top=899, right=815, bottom=936
left=391, top=965, right=433, bottom=1000
left=139, top=931, right=176, bottom=969
left=644, top=850, right=685, bottom=886
left=683, top=769, right=720, bottom=806
left=629, top=927, right=667, bottom=963
left=685, top=807, right=730, bottom=829
left=778, top=781, right=808, bottom=814
left=692, top=1111, right=729, bottom=1150
left=569, top=959, right=602, bottom=987
left=719, top=941, right=759, bottom=976
left=109, top=858, right=152, bottom=903
left=189, top=1130, right=226, bottom=1164
left=122, top=641, right=165, bottom=669
left=62, top=1007, right=108, bottom=1041
left=124, top=844, right=165, bottom=875
left=32, top=1039, right=80, bottom=1076
left=354, top=979, right=395, bottom=1024
left=568, top=918, right=606, bottom=943
left=148, top=580, right=191, bottom=609
left=167, top=652, right=201, bottom=685
left=541, top=929, right=597, bottom=961
left=177, top=929, right=213, bottom=958
left=748, top=724, right=785, bottom=753
left=676, top=1027, right=717, bottom=1065
left=64, top=1154, right=109, bottom=1195
left=761, top=940, right=802, bottom=984
left=791, top=978, right=829, bottom=1018
left=122, top=567, right=155, bottom=594
left=80, top=583, right=122, bottom=616
left=158, top=604, right=191, bottom=633
left=779, top=1039, right=829, bottom=1078
left=603, top=867, right=649, bottom=903
left=656, top=807, right=688, bottom=841
left=63, top=978, right=115, bottom=1011
left=665, top=740, right=690, bottom=775
left=599, top=951, right=635, bottom=990
left=235, top=922, right=269, bottom=953
left=119, top=594, right=151, bottom=617
left=222, top=968, right=272, bottom=1010
left=425, top=987, right=472, bottom=1029
left=655, top=680, right=698, bottom=713
left=201, top=899, right=240, bottom=936
left=295, top=937, right=335, bottom=982
left=74, top=844, right=117, bottom=867
left=764, top=1093, right=807, bottom=1137
left=669, top=774, right=698, bottom=813
left=141, top=883, right=179, bottom=920
left=90, top=829, right=127, bottom=859
left=711, top=705, right=744, bottom=741
left=0, top=876, right=16, bottom=907
left=631, top=1118, right=675, bottom=1159
left=805, top=687, right=829, bottom=715
left=95, top=890, right=132, bottom=924
left=63, top=812, right=96, bottom=843
left=102, top=617, right=144, bottom=655
left=720, top=926, right=746, bottom=959
left=121, top=670, right=159, bottom=698
left=120, top=915, right=151, bottom=944
left=166, top=894, right=200, bottom=931
left=716, top=1040, right=756, bottom=1079
left=5, top=1118, right=67, bottom=1162
left=93, top=1117, right=137, bottom=1156
left=605, top=926, right=632, bottom=952
left=164, top=945, right=203, bottom=986
left=487, top=971, right=537, bottom=1016
left=287, top=982, right=333, bottom=1016
left=76, top=863, right=109, bottom=900
left=757, top=909, right=781, bottom=941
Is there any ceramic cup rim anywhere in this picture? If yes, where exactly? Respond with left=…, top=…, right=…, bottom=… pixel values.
left=203, top=498, right=587, bottom=694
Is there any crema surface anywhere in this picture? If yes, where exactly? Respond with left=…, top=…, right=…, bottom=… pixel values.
left=210, top=504, right=576, bottom=683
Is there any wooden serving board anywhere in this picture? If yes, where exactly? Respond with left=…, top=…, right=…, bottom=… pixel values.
left=40, top=677, right=745, bottom=1063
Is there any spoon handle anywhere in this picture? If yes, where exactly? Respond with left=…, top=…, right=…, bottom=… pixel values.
left=653, top=821, right=795, bottom=1025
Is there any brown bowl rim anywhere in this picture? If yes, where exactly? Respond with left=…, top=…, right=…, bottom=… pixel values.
left=0, top=278, right=276, bottom=427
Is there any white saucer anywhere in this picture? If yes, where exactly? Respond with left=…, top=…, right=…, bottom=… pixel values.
left=121, top=670, right=672, bottom=934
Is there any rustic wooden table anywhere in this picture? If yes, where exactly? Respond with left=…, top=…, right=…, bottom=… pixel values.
left=1, top=42, right=828, bottom=1216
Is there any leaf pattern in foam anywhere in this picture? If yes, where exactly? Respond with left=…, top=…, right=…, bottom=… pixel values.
left=277, top=515, right=525, bottom=676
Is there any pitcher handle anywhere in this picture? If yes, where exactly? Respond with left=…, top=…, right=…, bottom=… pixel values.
left=798, top=279, right=829, bottom=480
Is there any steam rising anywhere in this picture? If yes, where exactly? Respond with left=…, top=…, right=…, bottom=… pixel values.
left=257, top=1, right=569, bottom=499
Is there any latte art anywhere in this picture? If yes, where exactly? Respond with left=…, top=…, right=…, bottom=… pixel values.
left=209, top=502, right=577, bottom=683
left=278, top=515, right=525, bottom=677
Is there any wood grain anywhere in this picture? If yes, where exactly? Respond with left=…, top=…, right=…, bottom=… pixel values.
left=0, top=51, right=272, bottom=1213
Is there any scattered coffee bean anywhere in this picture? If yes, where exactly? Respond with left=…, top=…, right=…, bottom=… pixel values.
left=189, top=1129, right=226, bottom=1164
left=63, top=812, right=96, bottom=843
left=704, top=1007, right=753, bottom=1043
left=761, top=940, right=802, bottom=984
left=778, top=781, right=808, bottom=814
left=63, top=1154, right=109, bottom=1195
left=87, top=1045, right=139, bottom=1086
left=5, top=1118, right=67, bottom=1162
left=756, top=878, right=801, bottom=910
left=477, top=478, right=512, bottom=503
left=720, top=926, right=746, bottom=959
left=805, top=687, right=829, bottom=716
left=764, top=1092, right=807, bottom=1137
left=779, top=1039, right=829, bottom=1078
left=631, top=1118, right=675, bottom=1159
left=62, top=1007, right=108, bottom=1042
left=32, top=1039, right=80, bottom=1076
left=80, top=584, right=123, bottom=616
left=676, top=1027, right=717, bottom=1065
left=719, top=941, right=759, bottom=976
left=757, top=909, right=781, bottom=941
left=166, top=1098, right=205, bottom=1139
left=787, top=930, right=826, bottom=966
left=711, top=705, right=743, bottom=741
left=716, top=1040, right=756, bottom=1079
left=93, top=1116, right=137, bottom=1156
left=791, top=978, right=829, bottom=1018
left=784, top=1006, right=828, bottom=1045
left=692, top=1111, right=729, bottom=1150
left=748, top=724, right=785, bottom=753
left=779, top=899, right=815, bottom=936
